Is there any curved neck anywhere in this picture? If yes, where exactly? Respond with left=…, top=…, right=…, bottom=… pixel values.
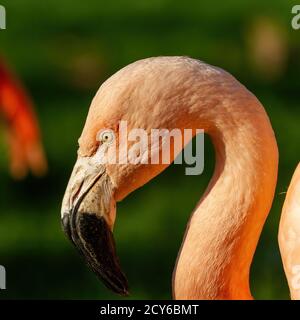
left=173, top=82, right=278, bottom=299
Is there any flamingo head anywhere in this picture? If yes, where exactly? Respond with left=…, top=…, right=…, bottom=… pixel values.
left=61, top=57, right=204, bottom=296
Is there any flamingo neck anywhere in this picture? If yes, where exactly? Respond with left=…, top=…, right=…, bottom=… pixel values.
left=173, top=90, right=278, bottom=300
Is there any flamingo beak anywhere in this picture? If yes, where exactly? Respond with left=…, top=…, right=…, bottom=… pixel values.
left=61, top=157, right=129, bottom=296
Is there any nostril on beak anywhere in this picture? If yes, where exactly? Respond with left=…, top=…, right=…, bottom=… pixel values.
left=71, top=180, right=84, bottom=207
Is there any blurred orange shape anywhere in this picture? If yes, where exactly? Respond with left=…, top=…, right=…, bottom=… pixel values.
left=247, top=17, right=288, bottom=81
left=0, top=58, right=48, bottom=179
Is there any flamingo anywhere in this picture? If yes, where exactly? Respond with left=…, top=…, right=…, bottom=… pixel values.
left=61, top=56, right=299, bottom=299
left=0, top=58, right=47, bottom=179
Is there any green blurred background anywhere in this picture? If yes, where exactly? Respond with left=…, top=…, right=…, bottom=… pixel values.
left=0, top=0, right=299, bottom=299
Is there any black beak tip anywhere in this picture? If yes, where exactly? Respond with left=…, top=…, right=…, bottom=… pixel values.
left=113, top=280, right=129, bottom=297
left=113, top=283, right=129, bottom=297
left=121, top=289, right=130, bottom=297
left=61, top=211, right=130, bottom=297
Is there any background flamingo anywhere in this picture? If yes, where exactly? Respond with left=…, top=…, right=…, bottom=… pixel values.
left=0, top=57, right=47, bottom=179
left=279, top=164, right=300, bottom=300
left=62, top=56, right=300, bottom=299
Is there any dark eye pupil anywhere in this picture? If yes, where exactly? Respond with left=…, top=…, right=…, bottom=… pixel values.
left=103, top=134, right=110, bottom=141
left=100, top=132, right=114, bottom=142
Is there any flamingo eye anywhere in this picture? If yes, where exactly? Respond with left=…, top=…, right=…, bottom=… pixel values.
left=97, top=129, right=115, bottom=145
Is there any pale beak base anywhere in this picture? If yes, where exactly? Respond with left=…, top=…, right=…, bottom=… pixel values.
left=61, top=157, right=129, bottom=296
